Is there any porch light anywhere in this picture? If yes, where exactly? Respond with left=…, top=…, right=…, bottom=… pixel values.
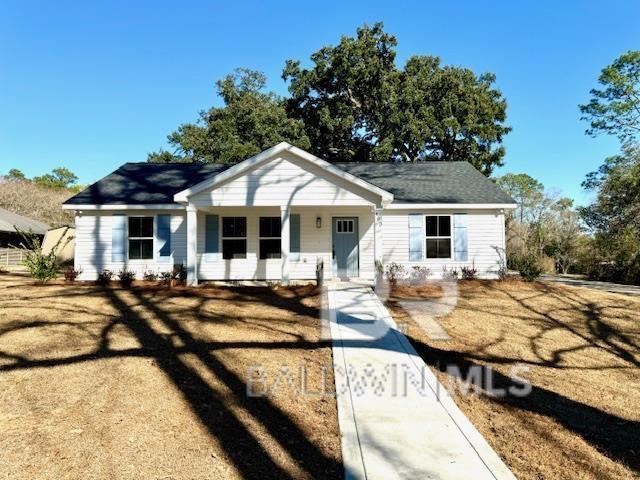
left=316, top=216, right=322, bottom=229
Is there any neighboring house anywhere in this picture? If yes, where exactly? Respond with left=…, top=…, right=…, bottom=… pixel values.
left=62, top=142, right=516, bottom=284
left=42, top=225, right=76, bottom=264
left=0, top=207, right=49, bottom=248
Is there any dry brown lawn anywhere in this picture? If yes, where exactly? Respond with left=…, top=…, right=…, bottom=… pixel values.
left=389, top=279, right=640, bottom=480
left=0, top=274, right=341, bottom=480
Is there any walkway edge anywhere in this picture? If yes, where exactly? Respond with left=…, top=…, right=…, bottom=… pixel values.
left=327, top=286, right=368, bottom=480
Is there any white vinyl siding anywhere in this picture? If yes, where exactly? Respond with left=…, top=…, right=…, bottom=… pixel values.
left=74, top=206, right=375, bottom=282
left=73, top=207, right=505, bottom=281
left=381, top=209, right=505, bottom=278
left=74, top=210, right=186, bottom=281
left=73, top=207, right=503, bottom=281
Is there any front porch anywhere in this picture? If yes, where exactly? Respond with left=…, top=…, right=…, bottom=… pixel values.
left=175, top=143, right=392, bottom=285
left=184, top=205, right=380, bottom=285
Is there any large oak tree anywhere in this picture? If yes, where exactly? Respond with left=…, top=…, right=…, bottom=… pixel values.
left=148, top=69, right=310, bottom=164
left=283, top=23, right=510, bottom=174
left=151, top=23, right=510, bottom=174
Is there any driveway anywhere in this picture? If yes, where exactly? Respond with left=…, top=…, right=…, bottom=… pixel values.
left=328, top=283, right=515, bottom=480
left=541, top=274, right=640, bottom=295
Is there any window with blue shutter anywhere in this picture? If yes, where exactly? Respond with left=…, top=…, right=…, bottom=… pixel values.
left=157, top=214, right=171, bottom=261
left=111, top=214, right=126, bottom=262
left=204, top=214, right=219, bottom=261
left=408, top=214, right=423, bottom=261
left=290, top=214, right=300, bottom=261
left=454, top=214, right=468, bottom=261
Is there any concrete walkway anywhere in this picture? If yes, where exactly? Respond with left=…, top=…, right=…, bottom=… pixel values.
left=328, top=283, right=515, bottom=480
left=541, top=274, right=640, bottom=296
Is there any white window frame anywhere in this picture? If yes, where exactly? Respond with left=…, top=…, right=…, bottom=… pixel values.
left=221, top=217, right=247, bottom=260
left=127, top=215, right=155, bottom=261
left=259, top=216, right=281, bottom=260
left=424, top=214, right=453, bottom=260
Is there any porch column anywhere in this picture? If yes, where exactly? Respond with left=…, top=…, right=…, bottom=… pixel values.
left=186, top=205, right=198, bottom=286
left=374, top=207, right=384, bottom=266
left=280, top=205, right=290, bottom=285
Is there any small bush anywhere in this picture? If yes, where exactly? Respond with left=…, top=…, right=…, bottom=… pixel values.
left=118, top=269, right=136, bottom=288
left=159, top=264, right=187, bottom=287
left=441, top=266, right=459, bottom=281
left=385, top=263, right=406, bottom=285
left=15, top=228, right=59, bottom=284
left=409, top=266, right=431, bottom=285
left=515, top=254, right=543, bottom=282
left=143, top=270, right=158, bottom=282
left=159, top=271, right=173, bottom=286
left=96, top=269, right=114, bottom=286
left=460, top=264, right=478, bottom=280
left=63, top=266, right=82, bottom=282
left=160, top=270, right=172, bottom=281
left=173, top=264, right=187, bottom=285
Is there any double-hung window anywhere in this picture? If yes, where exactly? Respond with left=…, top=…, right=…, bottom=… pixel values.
left=259, top=217, right=281, bottom=259
left=425, top=215, right=452, bottom=259
left=128, top=217, right=154, bottom=260
left=222, top=217, right=247, bottom=259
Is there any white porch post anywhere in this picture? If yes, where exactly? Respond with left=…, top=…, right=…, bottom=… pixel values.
left=374, top=207, right=384, bottom=266
left=186, top=205, right=198, bottom=286
left=280, top=205, right=290, bottom=285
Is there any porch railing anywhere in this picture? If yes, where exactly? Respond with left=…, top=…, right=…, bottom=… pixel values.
left=0, top=248, right=27, bottom=267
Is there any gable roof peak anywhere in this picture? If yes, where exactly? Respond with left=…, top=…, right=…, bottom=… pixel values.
left=172, top=142, right=393, bottom=203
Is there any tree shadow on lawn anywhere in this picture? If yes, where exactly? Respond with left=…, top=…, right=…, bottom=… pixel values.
left=395, top=280, right=640, bottom=472
left=410, top=337, right=640, bottom=471
left=421, top=280, right=640, bottom=370
left=497, top=282, right=640, bottom=369
left=0, top=282, right=342, bottom=480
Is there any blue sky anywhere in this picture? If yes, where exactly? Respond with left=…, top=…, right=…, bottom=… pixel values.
left=0, top=1, right=637, bottom=205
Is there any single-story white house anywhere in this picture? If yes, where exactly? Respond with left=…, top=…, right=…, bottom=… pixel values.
left=63, top=142, right=516, bottom=285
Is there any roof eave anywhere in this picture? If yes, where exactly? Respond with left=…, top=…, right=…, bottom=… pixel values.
left=62, top=203, right=185, bottom=211
left=385, top=202, right=518, bottom=210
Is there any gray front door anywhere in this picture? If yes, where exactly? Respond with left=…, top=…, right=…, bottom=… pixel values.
left=332, top=217, right=359, bottom=278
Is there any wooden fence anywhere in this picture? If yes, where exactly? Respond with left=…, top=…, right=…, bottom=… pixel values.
left=0, top=248, right=26, bottom=267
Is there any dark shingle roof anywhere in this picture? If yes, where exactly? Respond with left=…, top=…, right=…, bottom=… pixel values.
left=334, top=162, right=515, bottom=204
left=64, top=163, right=232, bottom=205
left=64, top=160, right=514, bottom=205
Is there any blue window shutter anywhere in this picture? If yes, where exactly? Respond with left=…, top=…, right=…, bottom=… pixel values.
left=157, top=214, right=171, bottom=261
left=290, top=214, right=300, bottom=261
left=408, top=214, right=423, bottom=261
left=454, top=214, right=468, bottom=261
left=111, top=214, right=126, bottom=262
left=204, top=214, right=219, bottom=261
